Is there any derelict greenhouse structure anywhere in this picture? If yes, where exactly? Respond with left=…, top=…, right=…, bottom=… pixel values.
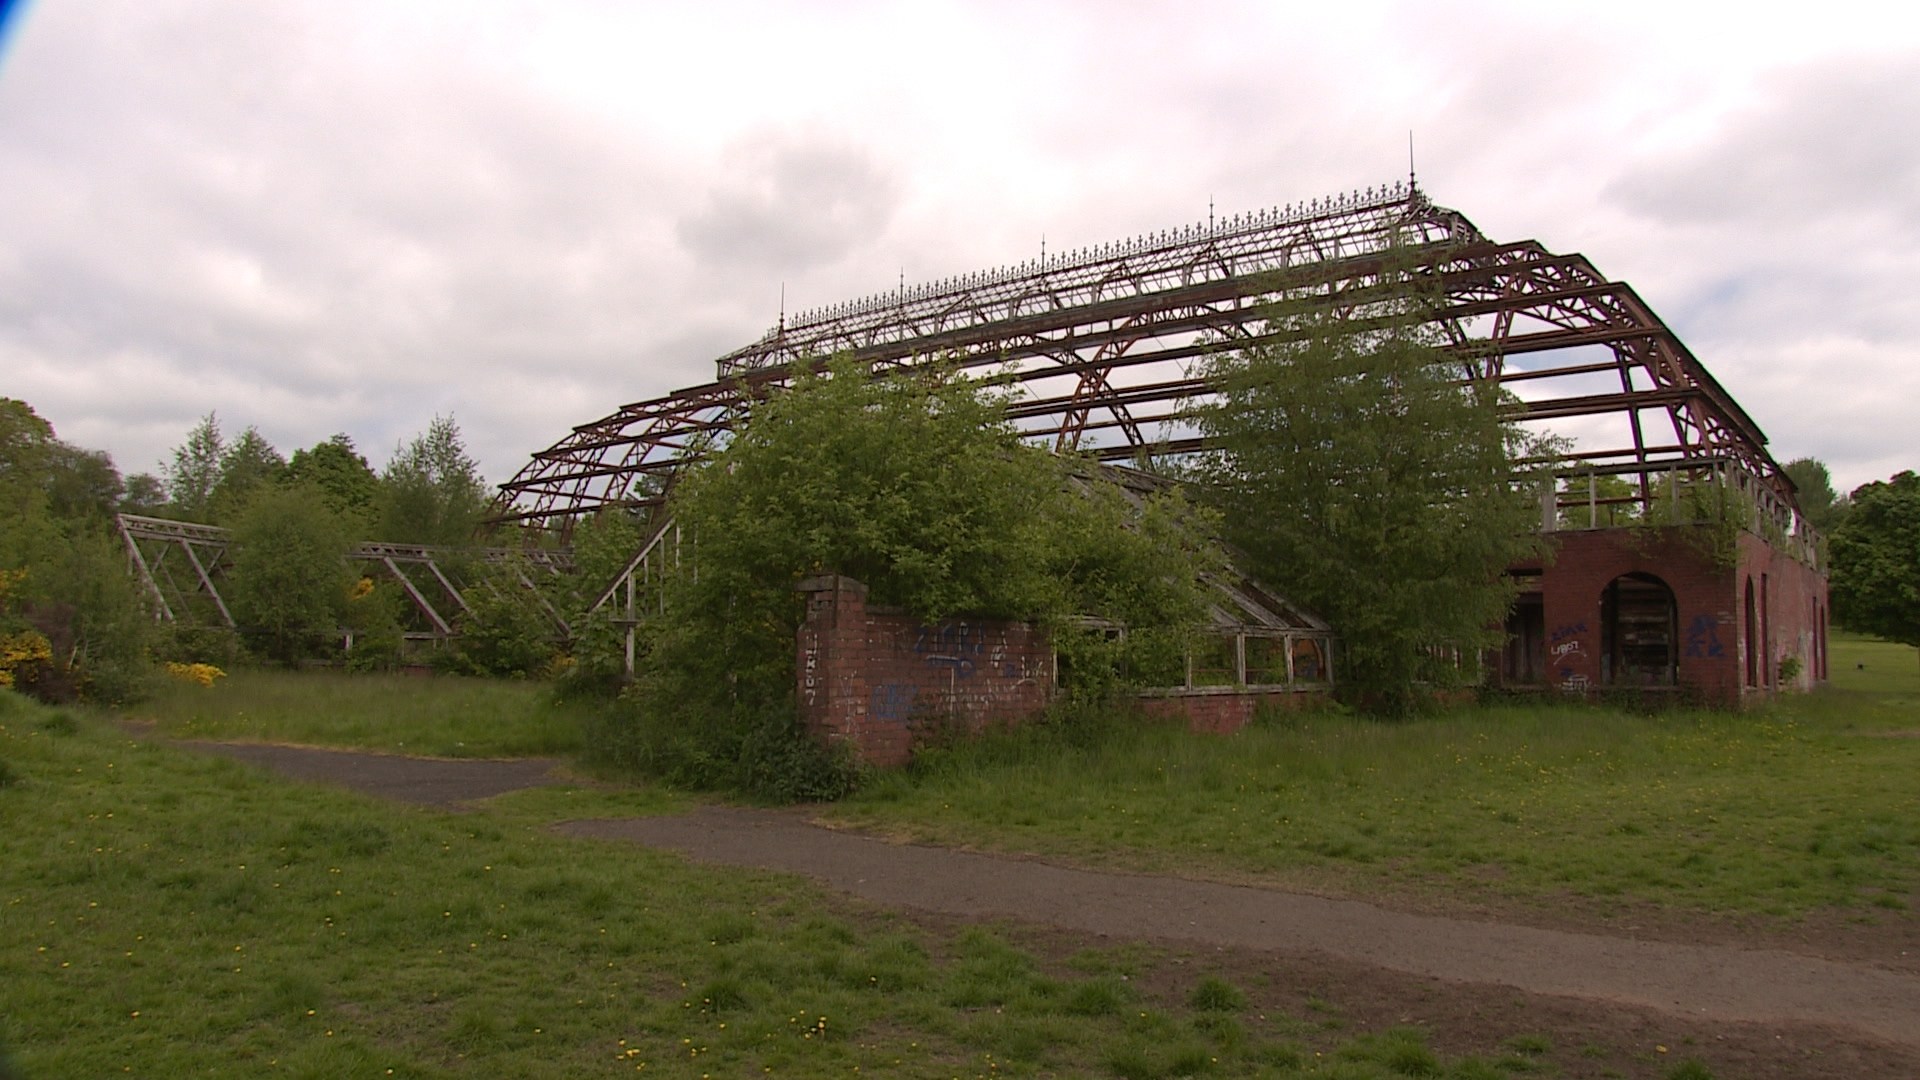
left=120, top=181, right=1824, bottom=760
left=489, top=181, right=1826, bottom=746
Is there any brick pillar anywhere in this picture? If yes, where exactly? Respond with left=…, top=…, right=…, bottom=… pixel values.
left=796, top=574, right=870, bottom=755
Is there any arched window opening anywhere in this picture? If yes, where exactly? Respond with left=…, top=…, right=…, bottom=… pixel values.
left=1744, top=578, right=1758, bottom=688
left=1600, top=572, right=1677, bottom=687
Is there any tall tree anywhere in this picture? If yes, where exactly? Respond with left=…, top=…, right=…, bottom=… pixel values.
left=0, top=399, right=59, bottom=572
left=1783, top=457, right=1848, bottom=534
left=120, top=473, right=168, bottom=516
left=1193, top=277, right=1553, bottom=714
left=376, top=415, right=488, bottom=546
left=0, top=399, right=153, bottom=700
left=1829, top=470, right=1920, bottom=651
left=208, top=426, right=286, bottom=523
left=283, top=435, right=380, bottom=524
left=0, top=398, right=55, bottom=521
left=162, top=413, right=225, bottom=522
left=225, top=484, right=354, bottom=664
left=43, top=443, right=125, bottom=524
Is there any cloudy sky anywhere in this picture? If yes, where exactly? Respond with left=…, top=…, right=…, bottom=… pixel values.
left=2, top=0, right=1916, bottom=498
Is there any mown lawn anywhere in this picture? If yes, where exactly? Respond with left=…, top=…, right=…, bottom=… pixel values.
left=834, top=635, right=1920, bottom=917
left=2, top=689, right=1586, bottom=1079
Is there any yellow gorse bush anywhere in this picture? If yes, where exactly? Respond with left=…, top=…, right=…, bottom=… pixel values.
left=164, top=662, right=226, bottom=688
left=0, top=630, right=54, bottom=689
left=0, top=569, right=52, bottom=689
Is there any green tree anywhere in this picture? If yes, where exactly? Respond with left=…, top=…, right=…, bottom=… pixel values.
left=1783, top=457, right=1848, bottom=534
left=208, top=426, right=287, bottom=523
left=1558, top=472, right=1638, bottom=529
left=592, top=360, right=1216, bottom=797
left=377, top=415, right=488, bottom=547
left=1829, top=470, right=1920, bottom=652
left=283, top=435, right=380, bottom=525
left=0, top=400, right=154, bottom=700
left=448, top=576, right=563, bottom=679
left=1194, top=281, right=1552, bottom=714
left=162, top=413, right=226, bottom=521
left=44, top=442, right=125, bottom=525
left=0, top=401, right=57, bottom=568
left=120, top=473, right=168, bottom=516
left=225, top=485, right=354, bottom=664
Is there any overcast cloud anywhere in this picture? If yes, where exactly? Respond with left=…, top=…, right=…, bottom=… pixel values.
left=1, top=0, right=1916, bottom=495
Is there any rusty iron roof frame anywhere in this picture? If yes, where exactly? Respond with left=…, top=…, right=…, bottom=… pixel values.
left=493, top=181, right=1800, bottom=536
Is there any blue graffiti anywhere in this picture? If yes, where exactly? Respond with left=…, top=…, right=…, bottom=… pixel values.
left=1549, top=621, right=1588, bottom=645
left=914, top=622, right=986, bottom=679
left=870, top=683, right=915, bottom=721
left=1684, top=614, right=1726, bottom=659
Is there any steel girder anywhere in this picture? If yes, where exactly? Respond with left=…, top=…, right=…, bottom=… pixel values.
left=116, top=514, right=574, bottom=638
left=494, top=182, right=1801, bottom=535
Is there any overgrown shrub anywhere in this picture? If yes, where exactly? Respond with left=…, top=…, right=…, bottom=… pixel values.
left=226, top=484, right=354, bottom=665
left=447, top=579, right=564, bottom=678
left=585, top=692, right=862, bottom=802
left=908, top=693, right=1160, bottom=777
left=582, top=360, right=1219, bottom=799
left=341, top=577, right=405, bottom=673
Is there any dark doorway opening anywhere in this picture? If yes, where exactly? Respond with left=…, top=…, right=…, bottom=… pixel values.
left=1601, top=573, right=1677, bottom=686
left=1502, top=592, right=1547, bottom=684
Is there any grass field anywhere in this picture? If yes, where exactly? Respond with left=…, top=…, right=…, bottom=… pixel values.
left=2, top=689, right=1603, bottom=1079
left=833, top=635, right=1920, bottom=918
left=129, top=668, right=588, bottom=758
left=7, top=641, right=1911, bottom=1076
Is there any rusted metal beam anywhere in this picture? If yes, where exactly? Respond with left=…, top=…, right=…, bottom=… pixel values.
left=493, top=182, right=1797, bottom=535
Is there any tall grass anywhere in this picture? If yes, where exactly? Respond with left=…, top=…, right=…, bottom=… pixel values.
left=838, top=637, right=1920, bottom=916
left=126, top=668, right=587, bottom=757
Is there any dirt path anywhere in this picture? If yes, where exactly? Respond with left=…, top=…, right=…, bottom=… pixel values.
left=180, top=741, right=1920, bottom=1072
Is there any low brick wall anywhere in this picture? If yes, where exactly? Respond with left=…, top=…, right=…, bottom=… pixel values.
left=795, top=575, right=1053, bottom=767
left=1135, top=685, right=1330, bottom=734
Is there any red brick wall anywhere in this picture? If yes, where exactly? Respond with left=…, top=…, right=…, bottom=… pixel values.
left=1136, top=686, right=1330, bottom=734
left=796, top=575, right=1053, bottom=767
left=1735, top=532, right=1829, bottom=691
left=1530, top=526, right=1827, bottom=704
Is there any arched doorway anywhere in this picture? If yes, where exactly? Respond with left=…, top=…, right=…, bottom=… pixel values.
left=1601, top=572, right=1677, bottom=687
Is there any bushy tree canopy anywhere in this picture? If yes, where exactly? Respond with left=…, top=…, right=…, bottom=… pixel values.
left=377, top=415, right=488, bottom=547
left=0, top=399, right=153, bottom=700
left=225, top=485, right=355, bottom=664
left=284, top=435, right=379, bottom=524
left=208, top=427, right=287, bottom=523
left=1829, top=470, right=1920, bottom=648
left=1194, top=284, right=1552, bottom=714
left=601, top=359, right=1218, bottom=797
left=1783, top=457, right=1848, bottom=534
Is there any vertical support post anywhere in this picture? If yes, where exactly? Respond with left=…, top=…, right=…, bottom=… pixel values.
left=624, top=569, right=636, bottom=678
